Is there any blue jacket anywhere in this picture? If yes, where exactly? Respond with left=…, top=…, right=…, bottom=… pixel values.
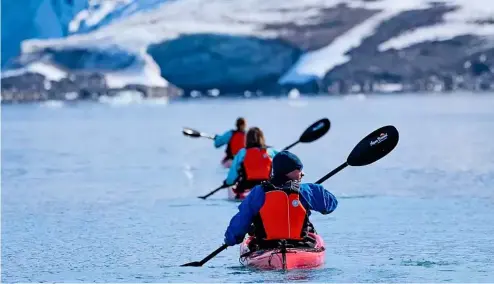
left=214, top=130, right=233, bottom=148
left=225, top=147, right=279, bottom=185
left=224, top=183, right=338, bottom=246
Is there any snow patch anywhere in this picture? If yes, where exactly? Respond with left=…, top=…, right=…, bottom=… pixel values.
left=1, top=62, right=67, bottom=81
left=379, top=23, right=494, bottom=51
left=104, top=52, right=167, bottom=88
left=69, top=0, right=133, bottom=33
left=379, top=0, right=494, bottom=51
left=281, top=0, right=494, bottom=84
left=279, top=9, right=405, bottom=84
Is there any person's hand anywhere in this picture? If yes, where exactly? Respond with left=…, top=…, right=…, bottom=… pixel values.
left=224, top=235, right=245, bottom=246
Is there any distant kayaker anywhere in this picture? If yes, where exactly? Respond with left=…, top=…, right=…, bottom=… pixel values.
left=214, top=117, right=247, bottom=167
left=223, top=127, right=278, bottom=196
left=223, top=150, right=338, bottom=249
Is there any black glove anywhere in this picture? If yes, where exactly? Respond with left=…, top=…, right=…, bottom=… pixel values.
left=235, top=235, right=246, bottom=245
left=282, top=180, right=301, bottom=192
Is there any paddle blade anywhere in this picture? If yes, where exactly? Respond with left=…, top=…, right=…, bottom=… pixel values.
left=181, top=261, right=202, bottom=267
left=183, top=128, right=215, bottom=139
left=183, top=128, right=202, bottom=138
left=347, top=125, right=399, bottom=166
left=299, top=118, right=331, bottom=143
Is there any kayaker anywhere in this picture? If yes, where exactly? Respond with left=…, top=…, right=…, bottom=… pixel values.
left=214, top=117, right=247, bottom=167
left=224, top=127, right=278, bottom=196
left=223, top=150, right=338, bottom=249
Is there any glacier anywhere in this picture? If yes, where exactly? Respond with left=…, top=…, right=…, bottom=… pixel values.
left=2, top=0, right=494, bottom=101
left=1, top=0, right=87, bottom=67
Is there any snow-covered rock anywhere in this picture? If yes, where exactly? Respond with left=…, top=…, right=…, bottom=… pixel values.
left=2, top=0, right=494, bottom=100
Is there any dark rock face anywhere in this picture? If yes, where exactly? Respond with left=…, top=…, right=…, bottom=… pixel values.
left=1, top=44, right=184, bottom=103
left=311, top=4, right=494, bottom=94
left=348, top=4, right=457, bottom=56
left=323, top=36, right=494, bottom=94
left=147, top=33, right=302, bottom=94
left=327, top=36, right=480, bottom=81
left=1, top=71, right=182, bottom=103
left=265, top=4, right=378, bottom=51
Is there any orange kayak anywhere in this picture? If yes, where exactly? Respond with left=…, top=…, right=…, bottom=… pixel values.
left=239, top=233, right=325, bottom=270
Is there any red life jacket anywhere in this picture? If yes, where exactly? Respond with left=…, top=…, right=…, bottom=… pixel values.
left=254, top=184, right=308, bottom=241
left=226, top=130, right=245, bottom=159
left=242, top=147, right=272, bottom=181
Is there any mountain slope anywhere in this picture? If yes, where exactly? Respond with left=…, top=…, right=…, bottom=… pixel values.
left=2, top=0, right=494, bottom=101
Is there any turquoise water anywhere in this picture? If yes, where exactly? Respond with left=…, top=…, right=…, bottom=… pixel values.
left=2, top=94, right=494, bottom=282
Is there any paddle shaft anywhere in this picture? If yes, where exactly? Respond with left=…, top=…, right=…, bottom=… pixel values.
left=181, top=244, right=228, bottom=267
left=282, top=141, right=299, bottom=151
left=183, top=128, right=215, bottom=140
left=199, top=244, right=228, bottom=265
left=314, top=162, right=348, bottom=184
left=194, top=133, right=215, bottom=140
left=201, top=244, right=228, bottom=265
left=199, top=184, right=229, bottom=199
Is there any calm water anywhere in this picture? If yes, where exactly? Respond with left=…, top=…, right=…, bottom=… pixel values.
left=2, top=93, right=494, bottom=282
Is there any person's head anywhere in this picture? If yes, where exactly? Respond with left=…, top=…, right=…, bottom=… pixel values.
left=271, top=150, right=304, bottom=185
left=245, top=127, right=266, bottom=148
left=236, top=117, right=246, bottom=132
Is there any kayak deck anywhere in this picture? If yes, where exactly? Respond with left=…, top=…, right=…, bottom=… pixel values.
left=239, top=233, right=325, bottom=270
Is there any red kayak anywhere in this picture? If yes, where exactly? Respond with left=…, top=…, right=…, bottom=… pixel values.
left=239, top=233, right=325, bottom=270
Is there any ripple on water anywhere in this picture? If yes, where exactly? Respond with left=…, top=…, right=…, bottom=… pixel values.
left=401, top=259, right=459, bottom=267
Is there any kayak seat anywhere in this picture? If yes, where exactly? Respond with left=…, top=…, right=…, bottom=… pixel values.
left=247, top=237, right=317, bottom=252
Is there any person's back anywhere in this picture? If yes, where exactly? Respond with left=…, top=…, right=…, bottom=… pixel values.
left=223, top=151, right=338, bottom=249
left=214, top=117, right=246, bottom=166
left=224, top=127, right=277, bottom=194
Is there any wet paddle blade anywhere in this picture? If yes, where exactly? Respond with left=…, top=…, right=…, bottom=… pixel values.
left=299, top=118, right=331, bottom=143
left=182, top=128, right=215, bottom=139
left=347, top=125, right=399, bottom=167
left=183, top=128, right=202, bottom=138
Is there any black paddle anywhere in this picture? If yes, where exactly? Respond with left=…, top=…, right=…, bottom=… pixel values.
left=283, top=118, right=331, bottom=151
left=182, top=125, right=399, bottom=267
left=197, top=118, right=331, bottom=200
left=315, top=125, right=399, bottom=184
left=181, top=244, right=228, bottom=267
left=197, top=184, right=230, bottom=200
left=182, top=127, right=215, bottom=140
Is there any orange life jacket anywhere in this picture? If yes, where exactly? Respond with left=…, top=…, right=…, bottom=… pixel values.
left=255, top=185, right=308, bottom=241
left=226, top=130, right=245, bottom=159
left=242, top=147, right=272, bottom=181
